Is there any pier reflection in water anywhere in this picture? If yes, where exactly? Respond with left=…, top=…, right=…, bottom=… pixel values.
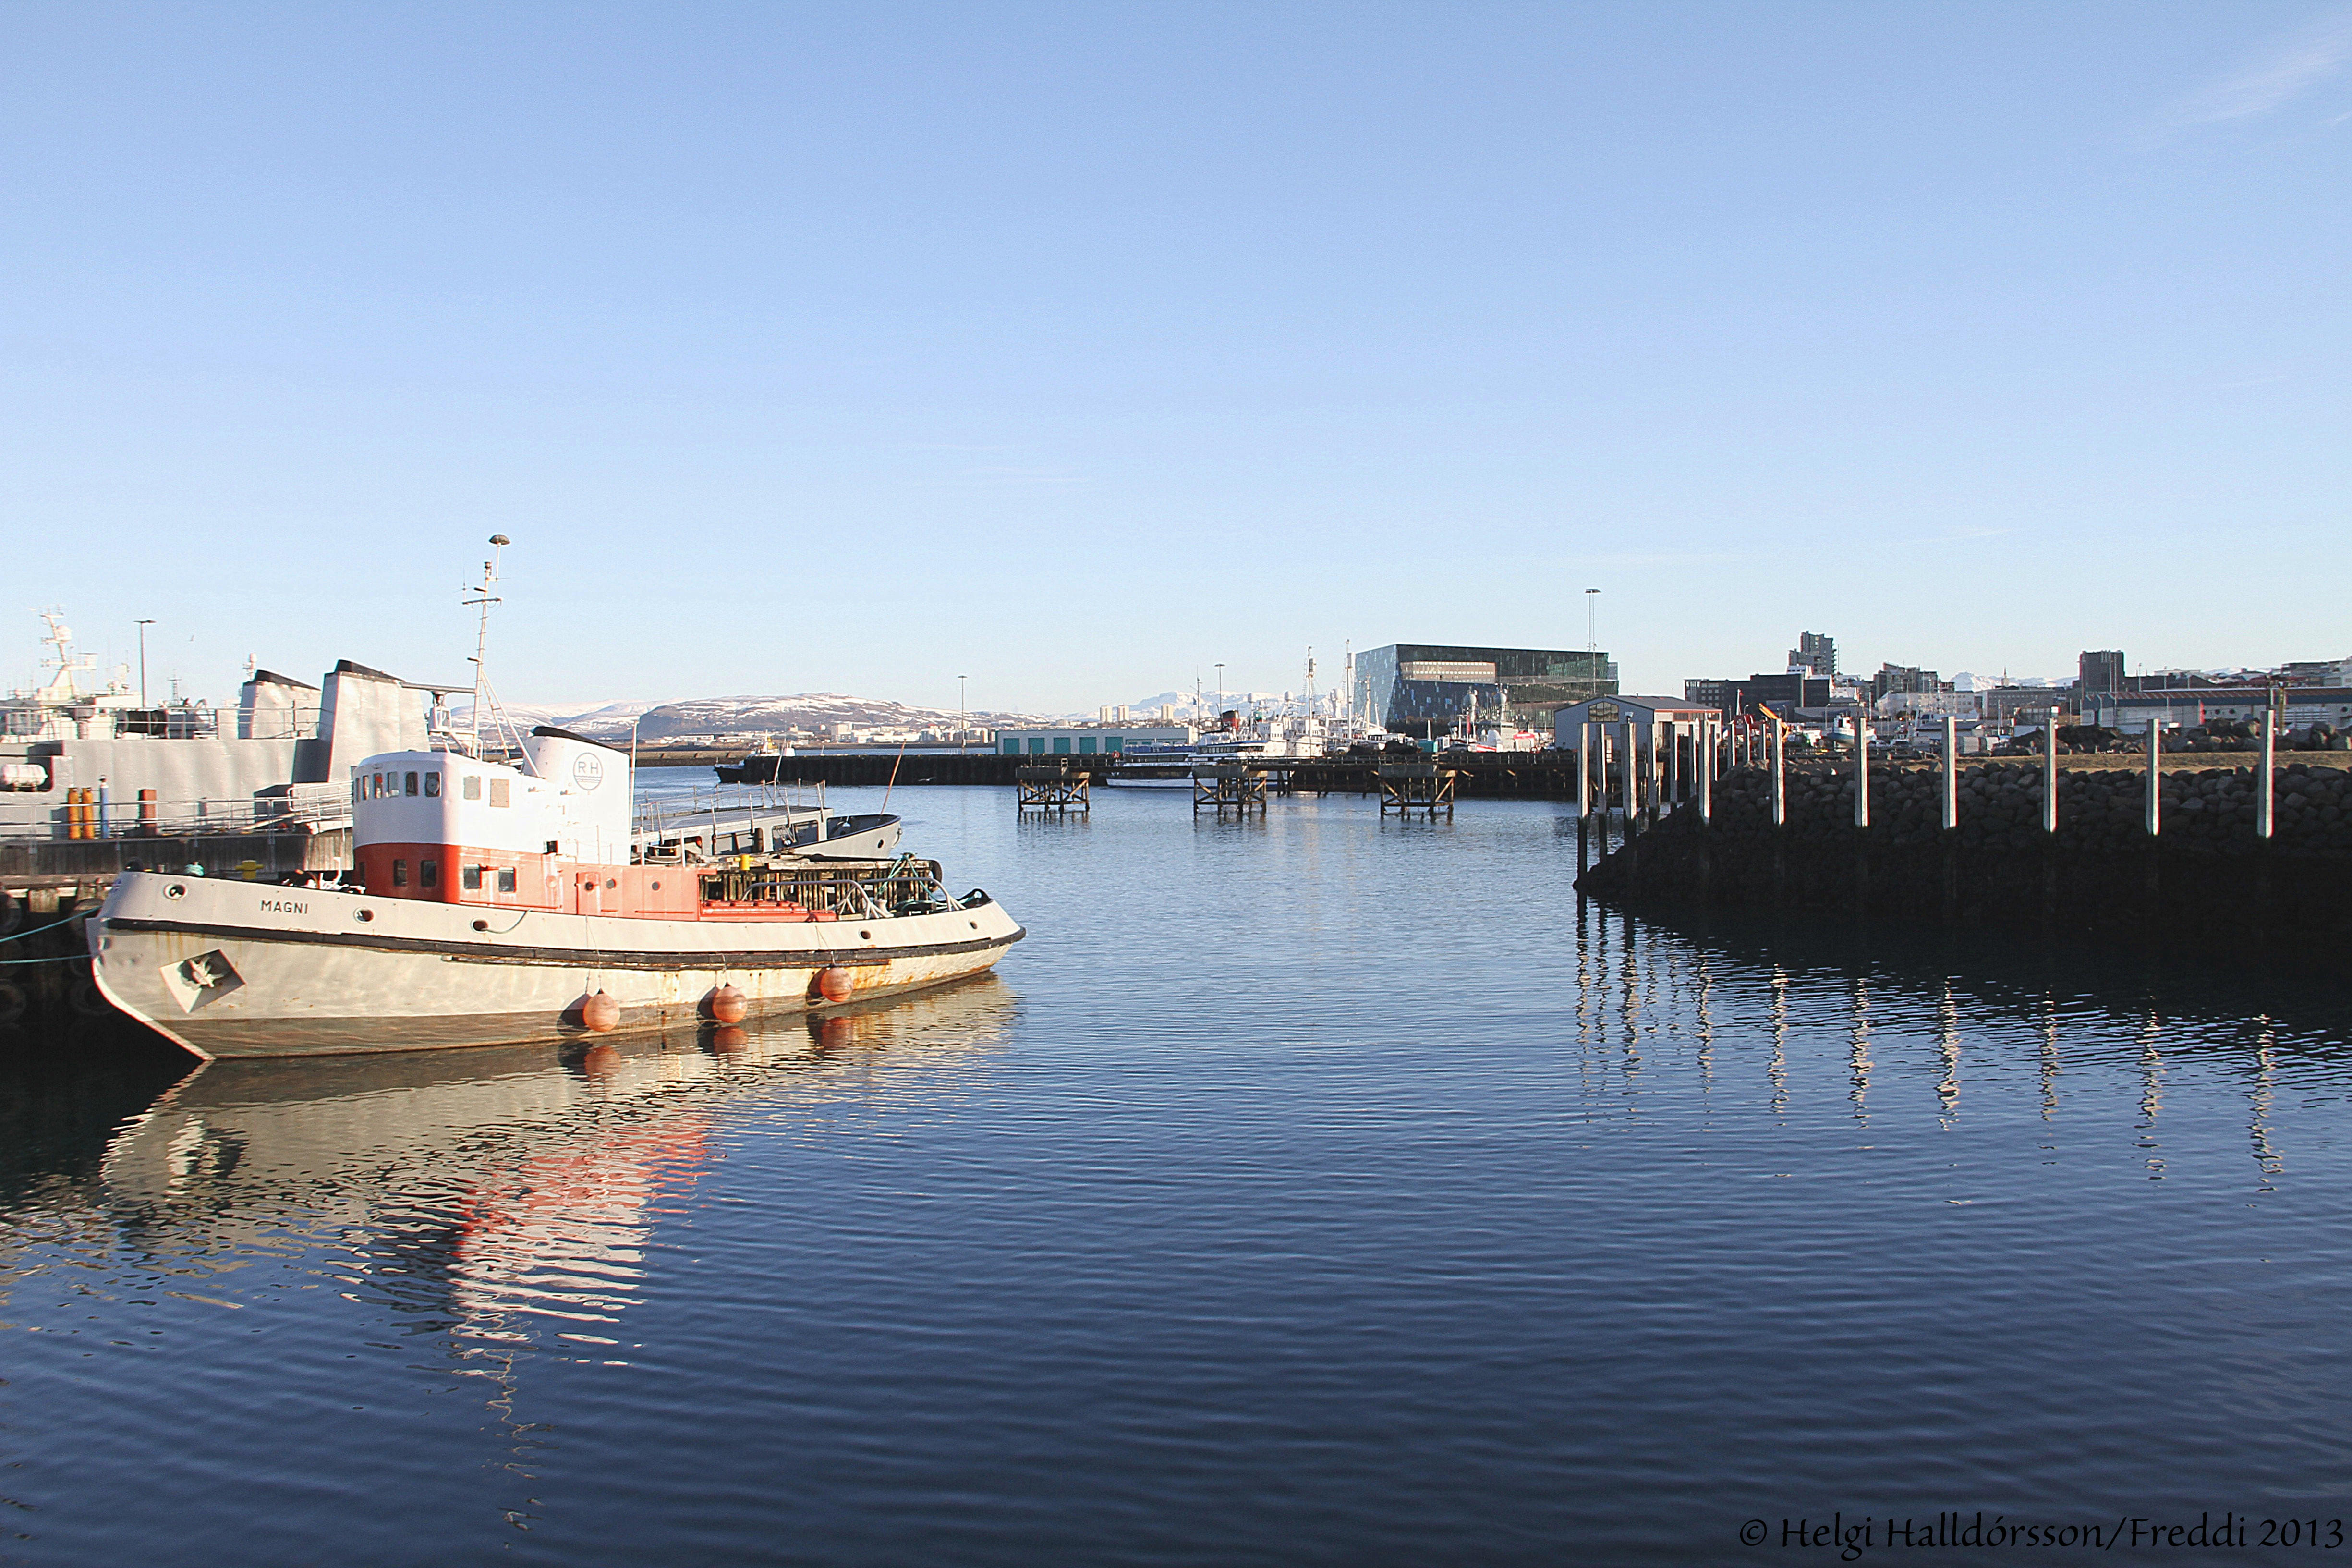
left=4, top=787, right=2352, bottom=1566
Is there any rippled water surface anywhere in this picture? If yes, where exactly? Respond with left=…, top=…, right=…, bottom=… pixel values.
left=6, top=785, right=2352, bottom=1565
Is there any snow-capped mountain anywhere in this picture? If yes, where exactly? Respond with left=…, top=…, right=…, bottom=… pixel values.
left=455, top=694, right=1038, bottom=741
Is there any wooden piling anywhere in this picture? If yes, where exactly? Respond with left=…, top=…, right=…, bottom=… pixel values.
left=1940, top=716, right=1958, bottom=831
left=2256, top=714, right=2275, bottom=840
left=1696, top=717, right=1713, bottom=825
left=2042, top=706, right=2059, bottom=835
left=1854, top=716, right=1870, bottom=829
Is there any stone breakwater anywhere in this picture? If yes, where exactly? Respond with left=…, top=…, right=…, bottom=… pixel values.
left=1574, top=762, right=2352, bottom=955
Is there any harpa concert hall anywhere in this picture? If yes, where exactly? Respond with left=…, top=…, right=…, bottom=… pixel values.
left=1353, top=644, right=1618, bottom=738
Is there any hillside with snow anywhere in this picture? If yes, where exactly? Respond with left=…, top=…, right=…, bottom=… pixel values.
left=455, top=693, right=1046, bottom=741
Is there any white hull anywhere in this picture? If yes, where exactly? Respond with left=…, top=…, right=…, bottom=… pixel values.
left=90, top=870, right=1023, bottom=1059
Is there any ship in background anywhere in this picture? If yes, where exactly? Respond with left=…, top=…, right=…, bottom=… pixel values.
left=1, top=608, right=444, bottom=842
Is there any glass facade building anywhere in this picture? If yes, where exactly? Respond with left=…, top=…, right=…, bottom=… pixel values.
left=1353, top=644, right=1617, bottom=737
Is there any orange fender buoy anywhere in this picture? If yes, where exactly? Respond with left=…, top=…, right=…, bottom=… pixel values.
left=814, top=966, right=854, bottom=1004
left=708, top=985, right=748, bottom=1024
left=582, top=991, right=620, bottom=1033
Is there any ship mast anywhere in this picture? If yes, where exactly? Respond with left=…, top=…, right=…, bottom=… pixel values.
left=463, top=535, right=510, bottom=755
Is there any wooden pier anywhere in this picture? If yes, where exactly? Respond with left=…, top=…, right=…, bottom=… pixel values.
left=1016, top=763, right=1090, bottom=813
left=1378, top=763, right=1456, bottom=818
left=1192, top=763, right=1267, bottom=815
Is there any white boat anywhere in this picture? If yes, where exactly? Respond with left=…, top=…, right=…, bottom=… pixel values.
left=86, top=545, right=1022, bottom=1059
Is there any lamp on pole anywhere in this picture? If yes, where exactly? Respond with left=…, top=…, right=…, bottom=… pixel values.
left=134, top=620, right=154, bottom=709
left=1584, top=588, right=1600, bottom=655
left=1214, top=662, right=1225, bottom=715
left=958, top=674, right=968, bottom=753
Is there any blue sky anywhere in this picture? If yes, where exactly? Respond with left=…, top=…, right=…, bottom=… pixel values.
left=5, top=3, right=2347, bottom=713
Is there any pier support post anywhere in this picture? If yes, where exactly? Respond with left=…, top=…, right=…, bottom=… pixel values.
left=1770, top=717, right=1786, bottom=828
left=2042, top=706, right=2059, bottom=836
left=2144, top=721, right=2162, bottom=837
left=1576, top=722, right=1591, bottom=819
left=1940, top=716, right=1958, bottom=831
left=1697, top=717, right=1713, bottom=825
left=1646, top=722, right=1663, bottom=827
left=1854, top=715, right=1869, bottom=829
left=1621, top=720, right=1639, bottom=834
left=2256, top=713, right=2275, bottom=840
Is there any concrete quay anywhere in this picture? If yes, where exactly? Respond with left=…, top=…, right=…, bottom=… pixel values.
left=1573, top=761, right=2352, bottom=957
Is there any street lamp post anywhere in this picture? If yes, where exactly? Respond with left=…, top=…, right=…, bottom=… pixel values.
left=1214, top=663, right=1225, bottom=719
left=134, top=620, right=154, bottom=710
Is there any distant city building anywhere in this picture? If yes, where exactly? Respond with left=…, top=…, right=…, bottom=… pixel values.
left=1879, top=691, right=1976, bottom=718
left=1098, top=704, right=1130, bottom=723
left=1353, top=644, right=1614, bottom=738
left=1684, top=673, right=1832, bottom=719
left=996, top=724, right=1194, bottom=757
left=1870, top=663, right=1945, bottom=702
left=1789, top=632, right=1838, bottom=677
left=2078, top=649, right=2125, bottom=700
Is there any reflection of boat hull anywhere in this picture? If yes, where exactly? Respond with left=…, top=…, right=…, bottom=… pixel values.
left=90, top=872, right=1023, bottom=1060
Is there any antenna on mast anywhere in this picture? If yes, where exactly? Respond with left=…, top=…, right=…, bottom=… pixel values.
left=464, top=535, right=510, bottom=754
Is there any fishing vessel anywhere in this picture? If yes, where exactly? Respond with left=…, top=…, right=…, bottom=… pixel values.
left=86, top=543, right=1022, bottom=1059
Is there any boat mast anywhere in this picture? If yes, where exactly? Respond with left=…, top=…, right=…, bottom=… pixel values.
left=463, top=534, right=510, bottom=756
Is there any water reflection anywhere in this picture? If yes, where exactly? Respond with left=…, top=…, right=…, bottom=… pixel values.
left=5, top=978, right=1016, bottom=1355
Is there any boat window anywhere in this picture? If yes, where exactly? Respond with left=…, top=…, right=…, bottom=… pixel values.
left=370, top=773, right=382, bottom=798
left=488, top=778, right=510, bottom=808
left=392, top=859, right=408, bottom=887
left=424, top=771, right=440, bottom=798
left=462, top=865, right=483, bottom=891
left=497, top=867, right=517, bottom=893
left=404, top=771, right=419, bottom=796
left=462, top=775, right=482, bottom=802
left=420, top=859, right=438, bottom=889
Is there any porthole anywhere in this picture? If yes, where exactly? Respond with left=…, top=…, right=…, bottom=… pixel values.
left=355, top=909, right=375, bottom=923
left=650, top=880, right=661, bottom=890
left=859, top=930, right=872, bottom=940
left=969, top=920, right=978, bottom=929
left=473, top=919, right=489, bottom=932
left=163, top=884, right=186, bottom=901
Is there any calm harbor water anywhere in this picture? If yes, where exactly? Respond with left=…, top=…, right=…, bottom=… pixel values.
left=6, top=782, right=2352, bottom=1564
